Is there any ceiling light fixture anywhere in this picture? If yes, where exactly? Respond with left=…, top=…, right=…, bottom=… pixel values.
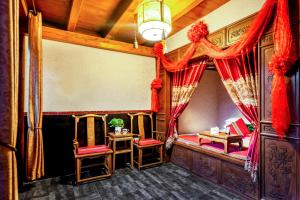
left=137, top=0, right=172, bottom=42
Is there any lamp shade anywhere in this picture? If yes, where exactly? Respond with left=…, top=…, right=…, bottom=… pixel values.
left=137, top=0, right=171, bottom=41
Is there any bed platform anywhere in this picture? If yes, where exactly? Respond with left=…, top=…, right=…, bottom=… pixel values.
left=171, top=134, right=259, bottom=200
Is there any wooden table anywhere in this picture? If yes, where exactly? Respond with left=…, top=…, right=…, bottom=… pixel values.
left=197, top=131, right=243, bottom=153
left=108, top=132, right=133, bottom=173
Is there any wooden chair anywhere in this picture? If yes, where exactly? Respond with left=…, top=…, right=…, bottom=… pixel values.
left=128, top=112, right=164, bottom=170
left=72, top=114, right=113, bottom=185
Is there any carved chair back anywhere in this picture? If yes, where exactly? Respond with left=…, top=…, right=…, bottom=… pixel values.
left=72, top=114, right=108, bottom=151
left=128, top=112, right=153, bottom=140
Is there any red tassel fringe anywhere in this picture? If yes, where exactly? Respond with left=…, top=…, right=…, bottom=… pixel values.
left=271, top=74, right=291, bottom=138
left=151, top=78, right=162, bottom=112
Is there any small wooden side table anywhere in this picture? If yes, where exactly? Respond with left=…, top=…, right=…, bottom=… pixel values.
left=197, top=131, right=243, bottom=153
left=108, top=132, right=133, bottom=173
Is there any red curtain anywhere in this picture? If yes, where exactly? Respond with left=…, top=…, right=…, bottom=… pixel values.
left=214, top=51, right=259, bottom=181
left=166, top=59, right=207, bottom=148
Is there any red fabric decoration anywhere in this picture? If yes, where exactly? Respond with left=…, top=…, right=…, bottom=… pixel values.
left=268, top=0, right=296, bottom=138
left=154, top=0, right=277, bottom=71
left=151, top=78, right=162, bottom=112
left=153, top=41, right=198, bottom=72
left=187, top=21, right=208, bottom=43
left=153, top=42, right=164, bottom=57
left=269, top=55, right=290, bottom=75
left=271, top=75, right=291, bottom=138
left=151, top=53, right=163, bottom=112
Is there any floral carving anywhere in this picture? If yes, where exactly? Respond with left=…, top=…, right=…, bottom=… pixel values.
left=222, top=168, right=257, bottom=197
left=267, top=144, right=293, bottom=199
left=192, top=155, right=217, bottom=181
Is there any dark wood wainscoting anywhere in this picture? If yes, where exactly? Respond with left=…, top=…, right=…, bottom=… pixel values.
left=171, top=142, right=258, bottom=200
left=23, top=111, right=154, bottom=179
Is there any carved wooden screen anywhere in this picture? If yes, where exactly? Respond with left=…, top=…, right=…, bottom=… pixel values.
left=259, top=0, right=300, bottom=197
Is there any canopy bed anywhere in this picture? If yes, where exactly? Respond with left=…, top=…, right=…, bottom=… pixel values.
left=152, top=0, right=299, bottom=199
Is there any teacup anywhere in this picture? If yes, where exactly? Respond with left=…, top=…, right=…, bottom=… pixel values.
left=122, top=128, right=129, bottom=134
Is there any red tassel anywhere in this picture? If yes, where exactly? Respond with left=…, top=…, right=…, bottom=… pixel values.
left=271, top=74, right=290, bottom=138
left=151, top=78, right=162, bottom=112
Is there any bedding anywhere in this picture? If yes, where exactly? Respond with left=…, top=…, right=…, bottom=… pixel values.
left=176, top=134, right=248, bottom=160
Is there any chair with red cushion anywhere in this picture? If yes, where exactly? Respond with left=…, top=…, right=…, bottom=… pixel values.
left=72, top=114, right=113, bottom=185
left=128, top=112, right=164, bottom=170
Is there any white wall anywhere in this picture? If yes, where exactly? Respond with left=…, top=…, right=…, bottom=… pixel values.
left=178, top=70, right=219, bottom=133
left=178, top=70, right=244, bottom=134
left=167, top=0, right=266, bottom=52
left=24, top=37, right=156, bottom=112
left=217, top=77, right=244, bottom=128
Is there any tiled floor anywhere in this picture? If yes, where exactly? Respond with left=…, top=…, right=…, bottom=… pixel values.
left=19, top=163, right=241, bottom=200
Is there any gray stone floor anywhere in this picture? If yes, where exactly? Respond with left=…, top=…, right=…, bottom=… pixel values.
left=19, top=163, right=241, bottom=200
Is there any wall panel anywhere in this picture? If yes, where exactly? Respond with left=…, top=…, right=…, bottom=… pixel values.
left=24, top=37, right=156, bottom=112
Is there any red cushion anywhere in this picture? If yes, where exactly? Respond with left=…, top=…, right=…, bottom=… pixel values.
left=77, top=145, right=111, bottom=155
left=178, top=134, right=211, bottom=144
left=135, top=139, right=162, bottom=146
left=227, top=118, right=250, bottom=137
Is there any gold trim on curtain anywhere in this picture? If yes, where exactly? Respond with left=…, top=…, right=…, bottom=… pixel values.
left=0, top=0, right=19, bottom=199
left=26, top=11, right=44, bottom=181
left=222, top=75, right=258, bottom=106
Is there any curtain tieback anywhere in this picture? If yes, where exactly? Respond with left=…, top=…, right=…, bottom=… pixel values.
left=169, top=117, right=178, bottom=122
left=28, top=127, right=42, bottom=130
left=0, top=141, right=17, bottom=152
left=28, top=126, right=42, bottom=130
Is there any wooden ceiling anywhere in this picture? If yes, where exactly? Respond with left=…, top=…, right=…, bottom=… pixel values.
left=20, top=0, right=229, bottom=53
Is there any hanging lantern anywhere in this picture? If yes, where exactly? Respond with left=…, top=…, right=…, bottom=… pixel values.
left=137, top=0, right=172, bottom=41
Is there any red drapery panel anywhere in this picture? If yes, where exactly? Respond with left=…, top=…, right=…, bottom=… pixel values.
left=214, top=51, right=259, bottom=181
left=166, top=59, right=207, bottom=148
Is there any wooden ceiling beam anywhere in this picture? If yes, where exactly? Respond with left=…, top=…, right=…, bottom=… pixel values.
left=105, top=0, right=140, bottom=39
left=100, top=0, right=133, bottom=38
left=67, top=0, right=84, bottom=31
left=42, top=26, right=154, bottom=57
left=20, top=0, right=29, bottom=16
left=170, top=0, right=205, bottom=22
